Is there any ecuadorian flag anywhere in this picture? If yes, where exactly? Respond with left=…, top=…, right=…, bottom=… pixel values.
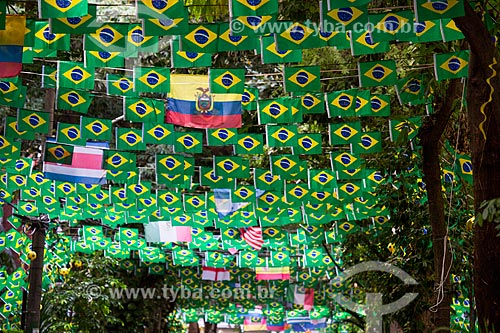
left=166, top=74, right=242, bottom=129
left=0, top=16, right=25, bottom=78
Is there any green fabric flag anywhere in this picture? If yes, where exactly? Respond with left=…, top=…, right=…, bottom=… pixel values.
left=137, top=0, right=186, bottom=19
left=206, top=128, right=238, bottom=146
left=199, top=166, right=234, bottom=188
left=350, top=30, right=390, bottom=56
left=84, top=51, right=124, bottom=68
left=5, top=116, right=35, bottom=140
left=174, top=131, right=203, bottom=154
left=214, top=156, right=246, bottom=178
left=49, top=4, right=96, bottom=34
left=440, top=18, right=464, bottom=42
left=34, top=21, right=70, bottom=50
left=41, top=65, right=57, bottom=88
left=242, top=87, right=258, bottom=111
left=326, top=89, right=357, bottom=117
left=293, top=133, right=323, bottom=155
left=354, top=89, right=371, bottom=115
left=413, top=0, right=464, bottom=22
left=396, top=74, right=428, bottom=105
left=209, top=68, right=245, bottom=94
left=258, top=97, right=300, bottom=124
left=170, top=37, right=212, bottom=68
left=124, top=97, right=164, bottom=123
left=352, top=132, right=383, bottom=154
left=298, top=93, right=324, bottom=115
left=57, top=122, right=85, bottom=145
left=134, top=67, right=170, bottom=93
left=85, top=23, right=128, bottom=52
left=218, top=22, right=259, bottom=51
left=80, top=116, right=112, bottom=141
left=266, top=124, right=298, bottom=148
left=254, top=167, right=283, bottom=191
left=283, top=66, right=321, bottom=93
left=318, top=30, right=351, bottom=49
left=126, top=24, right=159, bottom=54
left=330, top=151, right=362, bottom=171
left=455, top=154, right=472, bottom=184
left=260, top=35, right=302, bottom=64
left=275, top=22, right=319, bottom=50
left=320, top=3, right=368, bottom=30
left=106, top=74, right=136, bottom=97
left=57, top=87, right=93, bottom=114
left=229, top=0, right=278, bottom=16
left=235, top=133, right=264, bottom=154
left=338, top=181, right=364, bottom=201
left=308, top=168, right=337, bottom=190
left=45, top=142, right=73, bottom=164
left=412, top=20, right=443, bottom=43
left=270, top=154, right=300, bottom=180
left=286, top=183, right=310, bottom=203
left=142, top=11, right=189, bottom=36
left=389, top=116, right=422, bottom=142
left=57, top=61, right=95, bottom=90
left=115, top=127, right=146, bottom=151
left=368, top=11, right=415, bottom=42
left=369, top=94, right=391, bottom=117
left=156, top=154, right=184, bottom=175
left=229, top=15, right=276, bottom=36
left=329, top=121, right=361, bottom=145
left=17, top=109, right=50, bottom=134
left=358, top=60, right=397, bottom=87
left=39, top=0, right=88, bottom=18
left=434, top=50, right=469, bottom=81
left=181, top=24, right=219, bottom=53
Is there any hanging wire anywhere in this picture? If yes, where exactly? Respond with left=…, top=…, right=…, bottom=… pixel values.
left=429, top=78, right=466, bottom=313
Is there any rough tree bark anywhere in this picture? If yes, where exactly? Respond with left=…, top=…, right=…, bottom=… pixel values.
left=454, top=3, right=500, bottom=331
left=205, top=322, right=218, bottom=333
left=418, top=79, right=462, bottom=332
left=188, top=322, right=200, bottom=333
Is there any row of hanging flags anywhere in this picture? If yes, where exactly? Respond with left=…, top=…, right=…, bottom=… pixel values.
left=0, top=0, right=476, bottom=329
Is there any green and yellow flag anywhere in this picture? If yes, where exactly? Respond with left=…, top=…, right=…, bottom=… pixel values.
left=283, top=66, right=320, bottom=93
left=433, top=50, right=469, bottom=81
left=39, top=0, right=88, bottom=18
left=358, top=60, right=397, bottom=87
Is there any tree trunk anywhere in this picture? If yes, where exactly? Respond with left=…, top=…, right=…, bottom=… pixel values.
left=454, top=3, right=500, bottom=331
left=419, top=79, right=462, bottom=332
left=205, top=322, right=217, bottom=333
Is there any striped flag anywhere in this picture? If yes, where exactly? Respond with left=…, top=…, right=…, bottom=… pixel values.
left=43, top=144, right=106, bottom=184
left=0, top=16, right=26, bottom=78
left=239, top=226, right=264, bottom=250
left=255, top=266, right=290, bottom=281
left=143, top=221, right=192, bottom=243
left=290, top=285, right=314, bottom=310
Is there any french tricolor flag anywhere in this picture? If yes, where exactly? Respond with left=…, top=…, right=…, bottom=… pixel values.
left=43, top=144, right=106, bottom=185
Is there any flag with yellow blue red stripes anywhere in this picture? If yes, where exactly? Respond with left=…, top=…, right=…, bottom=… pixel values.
left=116, top=127, right=146, bottom=151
